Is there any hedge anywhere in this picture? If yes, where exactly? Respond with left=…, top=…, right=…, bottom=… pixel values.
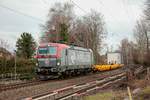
left=0, top=58, right=36, bottom=75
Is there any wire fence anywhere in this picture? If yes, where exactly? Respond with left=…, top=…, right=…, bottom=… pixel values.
left=0, top=58, right=36, bottom=81
left=0, top=73, right=20, bottom=80
left=0, top=72, right=36, bottom=81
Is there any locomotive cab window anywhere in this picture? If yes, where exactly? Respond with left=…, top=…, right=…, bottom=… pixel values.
left=48, top=46, right=57, bottom=55
left=38, top=47, right=48, bottom=54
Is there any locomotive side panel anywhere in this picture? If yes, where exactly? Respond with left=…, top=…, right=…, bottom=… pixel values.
left=66, top=47, right=93, bottom=67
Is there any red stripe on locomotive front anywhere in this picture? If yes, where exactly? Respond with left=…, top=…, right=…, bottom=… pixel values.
left=37, top=43, right=69, bottom=58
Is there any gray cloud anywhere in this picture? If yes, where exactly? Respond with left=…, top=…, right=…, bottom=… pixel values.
left=0, top=0, right=146, bottom=52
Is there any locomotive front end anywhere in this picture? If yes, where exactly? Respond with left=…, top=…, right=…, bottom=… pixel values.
left=36, top=44, right=60, bottom=79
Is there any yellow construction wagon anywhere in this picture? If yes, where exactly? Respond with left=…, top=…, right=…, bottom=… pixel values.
left=93, top=64, right=124, bottom=71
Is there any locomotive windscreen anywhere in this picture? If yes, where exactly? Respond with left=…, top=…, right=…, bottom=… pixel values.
left=37, top=46, right=57, bottom=67
left=48, top=46, right=57, bottom=55
left=38, top=46, right=57, bottom=55
left=38, top=47, right=47, bottom=54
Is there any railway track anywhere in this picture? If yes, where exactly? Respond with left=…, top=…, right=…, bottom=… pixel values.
left=0, top=80, right=43, bottom=91
left=22, top=65, right=145, bottom=100
left=23, top=72, right=126, bottom=100
left=0, top=65, right=145, bottom=100
left=0, top=65, right=143, bottom=92
left=0, top=67, right=125, bottom=92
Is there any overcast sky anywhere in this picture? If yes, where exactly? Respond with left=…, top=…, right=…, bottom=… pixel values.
left=0, top=0, right=146, bottom=52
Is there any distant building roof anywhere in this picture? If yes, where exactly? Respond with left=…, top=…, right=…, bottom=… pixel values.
left=0, top=47, right=11, bottom=55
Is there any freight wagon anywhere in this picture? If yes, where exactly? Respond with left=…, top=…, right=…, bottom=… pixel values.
left=93, top=52, right=124, bottom=71
left=35, top=43, right=93, bottom=79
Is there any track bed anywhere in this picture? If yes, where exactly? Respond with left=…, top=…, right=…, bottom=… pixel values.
left=0, top=68, right=124, bottom=100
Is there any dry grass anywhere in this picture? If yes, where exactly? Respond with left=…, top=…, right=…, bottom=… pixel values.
left=83, top=92, right=114, bottom=100
left=82, top=79, right=150, bottom=100
left=83, top=90, right=127, bottom=100
left=134, top=86, right=150, bottom=100
left=83, top=68, right=150, bottom=100
left=129, top=79, right=148, bottom=89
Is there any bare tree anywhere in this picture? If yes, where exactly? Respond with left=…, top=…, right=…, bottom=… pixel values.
left=42, top=2, right=74, bottom=43
left=144, top=0, right=150, bottom=63
left=71, top=18, right=89, bottom=47
left=134, top=20, right=150, bottom=64
left=72, top=10, right=106, bottom=64
left=132, top=0, right=150, bottom=65
left=41, top=3, right=106, bottom=64
left=0, top=39, right=10, bottom=50
left=0, top=39, right=11, bottom=72
left=144, top=0, right=150, bottom=21
left=120, top=38, right=136, bottom=65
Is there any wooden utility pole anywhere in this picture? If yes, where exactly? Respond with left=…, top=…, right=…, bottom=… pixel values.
left=147, top=67, right=150, bottom=80
left=127, top=86, right=133, bottom=100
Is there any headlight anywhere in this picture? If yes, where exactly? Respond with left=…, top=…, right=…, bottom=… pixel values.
left=57, top=62, right=60, bottom=66
left=36, top=63, right=38, bottom=66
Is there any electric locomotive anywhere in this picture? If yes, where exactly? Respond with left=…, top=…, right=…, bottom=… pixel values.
left=35, top=43, right=94, bottom=79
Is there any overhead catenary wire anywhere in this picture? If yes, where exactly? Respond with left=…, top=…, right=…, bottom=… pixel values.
left=41, top=0, right=49, bottom=8
left=96, top=0, right=120, bottom=23
left=42, top=0, right=48, bottom=5
left=122, top=0, right=133, bottom=23
left=70, top=0, right=88, bottom=14
left=95, top=0, right=123, bottom=51
left=0, top=3, right=44, bottom=22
